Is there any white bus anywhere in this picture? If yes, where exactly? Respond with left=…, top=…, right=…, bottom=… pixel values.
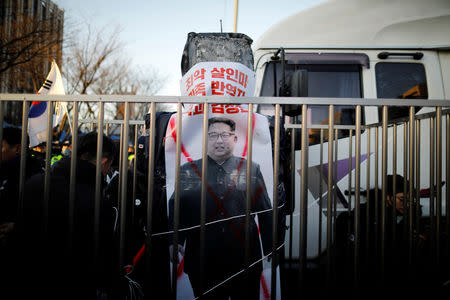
left=252, top=0, right=450, bottom=259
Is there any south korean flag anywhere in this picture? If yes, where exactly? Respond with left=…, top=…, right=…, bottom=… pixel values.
left=28, top=60, right=66, bottom=147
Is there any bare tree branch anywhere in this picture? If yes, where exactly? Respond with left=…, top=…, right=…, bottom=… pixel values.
left=0, top=11, right=63, bottom=75
left=62, top=20, right=167, bottom=129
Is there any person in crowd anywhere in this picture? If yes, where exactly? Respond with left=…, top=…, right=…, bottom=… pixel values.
left=50, top=139, right=72, bottom=167
left=126, top=111, right=172, bottom=300
left=30, top=141, right=47, bottom=162
left=0, top=126, right=43, bottom=268
left=168, top=117, right=273, bottom=299
left=335, top=174, right=431, bottom=297
left=50, top=140, right=63, bottom=165
left=61, top=139, right=72, bottom=157
left=13, top=131, right=117, bottom=299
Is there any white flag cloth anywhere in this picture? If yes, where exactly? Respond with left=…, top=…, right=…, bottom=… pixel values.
left=28, top=60, right=67, bottom=147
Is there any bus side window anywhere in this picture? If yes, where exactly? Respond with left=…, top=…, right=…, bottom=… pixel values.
left=375, top=62, right=428, bottom=120
left=259, top=62, right=363, bottom=145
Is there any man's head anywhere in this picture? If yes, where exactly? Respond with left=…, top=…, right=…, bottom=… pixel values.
left=32, top=142, right=46, bottom=153
left=207, top=117, right=237, bottom=164
left=78, top=131, right=116, bottom=176
left=1, top=127, right=25, bottom=162
left=386, top=174, right=409, bottom=214
left=61, top=140, right=71, bottom=157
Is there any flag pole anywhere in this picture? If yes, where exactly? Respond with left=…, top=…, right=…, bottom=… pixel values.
left=64, top=104, right=73, bottom=135
left=233, top=0, right=239, bottom=33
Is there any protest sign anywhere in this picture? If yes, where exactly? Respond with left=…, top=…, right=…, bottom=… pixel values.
left=165, top=61, right=280, bottom=299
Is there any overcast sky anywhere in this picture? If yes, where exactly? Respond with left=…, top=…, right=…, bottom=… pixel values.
left=52, top=0, right=326, bottom=96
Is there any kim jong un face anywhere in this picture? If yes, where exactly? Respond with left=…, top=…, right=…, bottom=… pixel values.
left=207, top=121, right=237, bottom=164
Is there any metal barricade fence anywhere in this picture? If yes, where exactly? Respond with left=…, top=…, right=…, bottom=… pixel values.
left=0, top=94, right=449, bottom=299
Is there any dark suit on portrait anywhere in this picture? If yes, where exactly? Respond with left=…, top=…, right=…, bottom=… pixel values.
left=169, top=155, right=272, bottom=299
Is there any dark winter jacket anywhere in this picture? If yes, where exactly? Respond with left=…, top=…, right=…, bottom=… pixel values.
left=0, top=153, right=43, bottom=223
left=168, top=155, right=273, bottom=287
left=15, top=157, right=115, bottom=299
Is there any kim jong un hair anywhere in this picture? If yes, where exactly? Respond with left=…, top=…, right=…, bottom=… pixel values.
left=208, top=117, right=236, bottom=131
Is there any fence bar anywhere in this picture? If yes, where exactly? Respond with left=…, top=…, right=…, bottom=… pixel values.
left=118, top=124, right=124, bottom=208
left=446, top=114, right=450, bottom=257
left=94, top=102, right=105, bottom=266
left=392, top=124, right=397, bottom=244
left=18, top=101, right=30, bottom=222
left=145, top=102, right=157, bottom=286
left=43, top=100, right=54, bottom=234
left=319, top=128, right=324, bottom=260
left=430, top=117, right=436, bottom=262
left=326, top=105, right=334, bottom=287
left=2, top=93, right=450, bottom=107
left=287, top=124, right=356, bottom=130
left=333, top=128, right=338, bottom=242
left=199, top=103, right=209, bottom=295
left=132, top=124, right=139, bottom=216
left=171, top=103, right=183, bottom=299
left=245, top=103, right=254, bottom=278
left=403, top=122, right=408, bottom=245
left=0, top=102, right=3, bottom=162
left=119, top=102, right=130, bottom=270
left=271, top=104, right=281, bottom=300
left=435, top=107, right=442, bottom=264
left=381, top=106, right=388, bottom=281
left=289, top=127, right=295, bottom=265
left=415, top=119, right=421, bottom=256
left=353, top=105, right=362, bottom=293
left=365, top=128, right=371, bottom=258
left=374, top=126, right=379, bottom=258
left=408, top=107, right=415, bottom=265
left=299, top=104, right=308, bottom=293
left=79, top=119, right=145, bottom=126
left=68, top=101, right=79, bottom=252
left=348, top=129, right=353, bottom=212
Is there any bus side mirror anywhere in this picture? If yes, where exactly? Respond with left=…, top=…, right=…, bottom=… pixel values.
left=284, top=69, right=308, bottom=117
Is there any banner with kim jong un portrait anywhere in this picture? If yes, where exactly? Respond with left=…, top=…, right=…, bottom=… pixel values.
left=165, top=61, right=281, bottom=299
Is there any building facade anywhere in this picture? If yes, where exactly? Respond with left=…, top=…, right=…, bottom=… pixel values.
left=0, top=0, right=64, bottom=124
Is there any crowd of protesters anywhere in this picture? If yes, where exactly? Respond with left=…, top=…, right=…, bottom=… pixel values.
left=0, top=126, right=166, bottom=299
left=1, top=123, right=449, bottom=299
